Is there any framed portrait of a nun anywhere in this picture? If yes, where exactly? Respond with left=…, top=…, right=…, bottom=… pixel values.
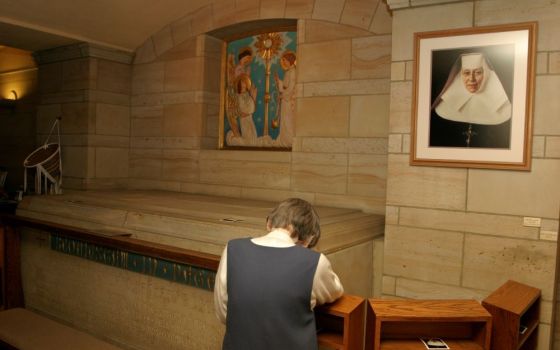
left=410, top=22, right=537, bottom=170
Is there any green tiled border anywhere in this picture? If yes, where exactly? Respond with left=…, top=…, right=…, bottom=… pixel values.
left=50, top=234, right=216, bottom=291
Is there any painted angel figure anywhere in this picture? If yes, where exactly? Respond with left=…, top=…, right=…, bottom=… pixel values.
left=226, top=47, right=258, bottom=146
left=273, top=51, right=297, bottom=147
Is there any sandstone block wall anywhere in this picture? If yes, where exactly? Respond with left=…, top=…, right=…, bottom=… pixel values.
left=384, top=1, right=560, bottom=349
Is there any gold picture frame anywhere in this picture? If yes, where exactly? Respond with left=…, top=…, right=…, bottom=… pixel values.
left=218, top=25, right=297, bottom=151
left=410, top=22, right=537, bottom=170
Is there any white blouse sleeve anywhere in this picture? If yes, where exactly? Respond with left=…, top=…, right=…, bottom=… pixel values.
left=310, top=253, right=344, bottom=309
left=213, top=246, right=228, bottom=324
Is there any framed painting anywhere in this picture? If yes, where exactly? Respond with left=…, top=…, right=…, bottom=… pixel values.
left=410, top=22, right=537, bottom=170
left=219, top=29, right=297, bottom=150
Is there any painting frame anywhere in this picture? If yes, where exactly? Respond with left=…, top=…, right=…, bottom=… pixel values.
left=218, top=24, right=298, bottom=151
left=410, top=22, right=537, bottom=170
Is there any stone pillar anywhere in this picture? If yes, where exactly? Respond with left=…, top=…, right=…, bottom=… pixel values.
left=34, top=43, right=134, bottom=190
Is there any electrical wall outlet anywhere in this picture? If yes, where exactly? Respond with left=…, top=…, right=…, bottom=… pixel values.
left=523, top=217, right=541, bottom=227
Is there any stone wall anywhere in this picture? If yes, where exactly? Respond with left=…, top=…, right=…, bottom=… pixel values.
left=21, top=230, right=223, bottom=350
left=384, top=1, right=560, bottom=349
left=34, top=44, right=134, bottom=190
left=128, top=0, right=393, bottom=214
left=10, top=1, right=393, bottom=214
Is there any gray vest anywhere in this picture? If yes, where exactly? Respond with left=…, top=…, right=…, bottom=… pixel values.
left=223, top=238, right=320, bottom=350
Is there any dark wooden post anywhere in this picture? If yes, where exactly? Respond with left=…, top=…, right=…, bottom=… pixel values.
left=0, top=223, right=24, bottom=309
left=0, top=224, right=4, bottom=308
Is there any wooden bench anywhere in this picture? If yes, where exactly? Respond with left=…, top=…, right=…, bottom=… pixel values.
left=0, top=308, right=123, bottom=350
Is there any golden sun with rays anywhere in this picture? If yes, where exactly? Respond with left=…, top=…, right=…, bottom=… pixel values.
left=254, top=32, right=283, bottom=60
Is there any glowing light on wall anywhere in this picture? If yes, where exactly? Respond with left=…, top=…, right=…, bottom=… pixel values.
left=0, top=88, right=19, bottom=110
left=0, top=67, right=37, bottom=100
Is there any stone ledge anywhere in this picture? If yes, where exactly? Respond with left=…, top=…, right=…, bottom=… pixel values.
left=35, top=43, right=135, bottom=65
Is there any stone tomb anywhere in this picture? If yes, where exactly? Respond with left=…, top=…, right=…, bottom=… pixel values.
left=16, top=190, right=384, bottom=349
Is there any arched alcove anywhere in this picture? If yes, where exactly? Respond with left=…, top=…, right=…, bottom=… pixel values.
left=129, top=2, right=392, bottom=214
left=207, top=18, right=297, bottom=40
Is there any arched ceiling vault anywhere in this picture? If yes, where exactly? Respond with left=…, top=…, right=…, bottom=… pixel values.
left=0, top=0, right=214, bottom=52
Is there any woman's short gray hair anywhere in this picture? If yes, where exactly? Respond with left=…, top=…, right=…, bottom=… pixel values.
left=267, top=198, right=321, bottom=248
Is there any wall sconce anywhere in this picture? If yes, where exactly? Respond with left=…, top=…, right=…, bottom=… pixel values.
left=0, top=90, right=18, bottom=111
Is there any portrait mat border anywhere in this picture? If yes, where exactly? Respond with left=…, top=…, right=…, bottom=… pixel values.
left=410, top=22, right=537, bottom=170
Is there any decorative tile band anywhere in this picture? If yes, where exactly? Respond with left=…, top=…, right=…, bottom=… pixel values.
left=50, top=234, right=216, bottom=291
